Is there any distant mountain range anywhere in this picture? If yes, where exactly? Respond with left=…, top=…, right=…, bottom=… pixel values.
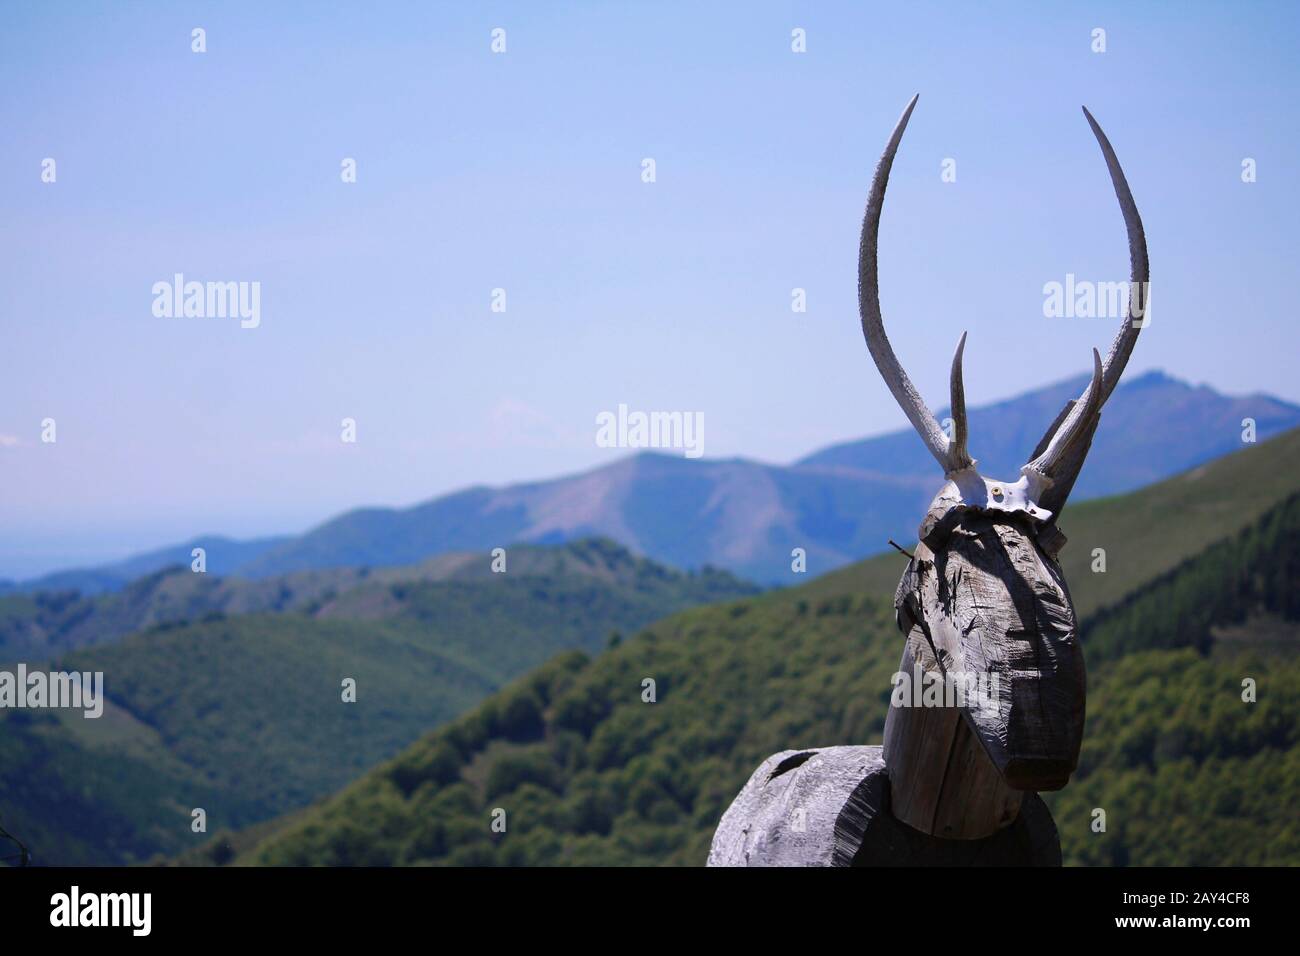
left=0, top=538, right=755, bottom=665
left=6, top=535, right=291, bottom=596
left=8, top=370, right=1298, bottom=590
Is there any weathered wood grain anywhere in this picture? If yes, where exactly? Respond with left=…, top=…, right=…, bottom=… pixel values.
left=709, top=745, right=1060, bottom=867
left=905, top=503, right=1086, bottom=792
left=883, top=629, right=1023, bottom=838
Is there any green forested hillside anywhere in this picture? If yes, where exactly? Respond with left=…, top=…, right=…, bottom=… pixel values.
left=238, top=609, right=1298, bottom=867
left=1082, top=492, right=1300, bottom=663
left=0, top=540, right=757, bottom=865
left=238, top=592, right=903, bottom=867
left=229, top=441, right=1300, bottom=868
left=1045, top=649, right=1299, bottom=865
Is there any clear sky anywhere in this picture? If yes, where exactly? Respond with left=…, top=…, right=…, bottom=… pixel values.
left=2, top=1, right=1297, bottom=578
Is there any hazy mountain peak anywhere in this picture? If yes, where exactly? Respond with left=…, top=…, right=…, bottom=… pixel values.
left=14, top=373, right=1300, bottom=591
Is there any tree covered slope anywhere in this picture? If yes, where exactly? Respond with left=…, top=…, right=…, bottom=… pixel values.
left=220, top=444, right=1300, bottom=867
left=0, top=540, right=757, bottom=865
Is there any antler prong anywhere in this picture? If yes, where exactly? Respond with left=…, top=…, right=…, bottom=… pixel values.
left=1025, top=348, right=1103, bottom=479
left=948, top=331, right=971, bottom=472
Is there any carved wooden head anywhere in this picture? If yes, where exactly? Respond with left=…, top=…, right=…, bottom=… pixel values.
left=862, top=96, right=1148, bottom=797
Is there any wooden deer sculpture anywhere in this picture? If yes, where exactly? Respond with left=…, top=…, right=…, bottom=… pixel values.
left=710, top=95, right=1148, bottom=866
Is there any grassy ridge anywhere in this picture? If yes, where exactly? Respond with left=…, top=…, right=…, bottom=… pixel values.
left=800, top=425, right=1300, bottom=621
left=1082, top=492, right=1300, bottom=662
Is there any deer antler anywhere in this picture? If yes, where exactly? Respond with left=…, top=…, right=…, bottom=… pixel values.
left=858, top=94, right=973, bottom=476
left=859, top=96, right=1148, bottom=496
left=1023, top=106, right=1149, bottom=485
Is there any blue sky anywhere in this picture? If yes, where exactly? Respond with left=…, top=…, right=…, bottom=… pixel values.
left=2, top=1, right=1297, bottom=578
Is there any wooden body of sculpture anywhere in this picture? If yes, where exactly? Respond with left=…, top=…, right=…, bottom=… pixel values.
left=710, top=96, right=1148, bottom=866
